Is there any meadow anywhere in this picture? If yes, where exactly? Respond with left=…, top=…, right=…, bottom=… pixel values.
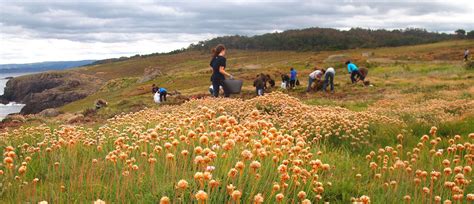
left=1, top=40, right=473, bottom=203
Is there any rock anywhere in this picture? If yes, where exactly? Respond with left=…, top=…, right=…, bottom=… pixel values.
left=362, top=52, right=374, bottom=57
left=66, top=114, right=84, bottom=124
left=38, top=108, right=61, bottom=117
left=138, top=67, right=163, bottom=83
left=324, top=54, right=348, bottom=63
left=4, top=114, right=26, bottom=123
left=1, top=71, right=102, bottom=114
left=0, top=97, right=8, bottom=105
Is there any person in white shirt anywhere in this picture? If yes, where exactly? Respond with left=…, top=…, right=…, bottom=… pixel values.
left=306, top=67, right=324, bottom=92
left=322, top=67, right=336, bottom=93
left=465, top=49, right=470, bottom=61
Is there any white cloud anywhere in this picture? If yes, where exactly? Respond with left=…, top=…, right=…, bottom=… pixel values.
left=0, top=0, right=473, bottom=63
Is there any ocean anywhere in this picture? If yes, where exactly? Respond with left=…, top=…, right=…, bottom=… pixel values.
left=0, top=72, right=35, bottom=120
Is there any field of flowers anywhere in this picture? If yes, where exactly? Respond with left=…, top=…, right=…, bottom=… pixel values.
left=0, top=92, right=472, bottom=203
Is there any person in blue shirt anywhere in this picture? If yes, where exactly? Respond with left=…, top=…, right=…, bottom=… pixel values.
left=289, top=67, right=297, bottom=89
left=158, top=87, right=167, bottom=102
left=346, top=61, right=364, bottom=84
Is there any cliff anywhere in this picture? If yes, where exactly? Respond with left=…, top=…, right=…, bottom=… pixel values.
left=0, top=71, right=103, bottom=114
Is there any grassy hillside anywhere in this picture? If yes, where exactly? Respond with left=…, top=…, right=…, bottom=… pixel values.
left=60, top=40, right=474, bottom=120
left=1, top=40, right=473, bottom=203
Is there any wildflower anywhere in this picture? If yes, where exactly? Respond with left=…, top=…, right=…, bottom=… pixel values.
left=422, top=187, right=430, bottom=194
left=403, top=195, right=411, bottom=202
left=275, top=193, right=284, bottom=202
left=272, top=183, right=280, bottom=192
left=231, top=190, right=242, bottom=201
left=166, top=153, right=175, bottom=161
left=297, top=191, right=307, bottom=200
left=235, top=161, right=245, bottom=170
left=94, top=199, right=106, bottom=204
left=209, top=179, right=219, bottom=188
left=250, top=161, right=261, bottom=171
left=18, top=166, right=27, bottom=175
left=254, top=193, right=264, bottom=203
left=226, top=184, right=235, bottom=195
left=360, top=195, right=371, bottom=204
left=177, top=179, right=188, bottom=189
left=206, top=166, right=215, bottom=172
left=195, top=190, right=208, bottom=201
left=3, top=157, right=13, bottom=164
left=302, top=199, right=311, bottom=204
left=467, top=194, right=474, bottom=201
left=159, top=197, right=170, bottom=204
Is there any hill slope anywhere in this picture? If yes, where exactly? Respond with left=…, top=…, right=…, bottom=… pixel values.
left=1, top=40, right=472, bottom=119
left=58, top=40, right=473, bottom=116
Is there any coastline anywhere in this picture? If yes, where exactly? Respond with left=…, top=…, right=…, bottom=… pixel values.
left=0, top=72, right=35, bottom=120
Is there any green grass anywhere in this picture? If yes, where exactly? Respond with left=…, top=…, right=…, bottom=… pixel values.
left=2, top=40, right=474, bottom=203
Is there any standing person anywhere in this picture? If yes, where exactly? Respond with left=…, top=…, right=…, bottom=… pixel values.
left=152, top=84, right=159, bottom=94
left=465, top=49, right=470, bottom=61
left=159, top=87, right=167, bottom=102
left=322, top=67, right=336, bottom=93
left=289, top=67, right=297, bottom=89
left=307, top=67, right=322, bottom=92
left=346, top=61, right=363, bottom=84
left=210, top=44, right=233, bottom=97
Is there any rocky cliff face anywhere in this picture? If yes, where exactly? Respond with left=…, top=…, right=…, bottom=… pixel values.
left=0, top=71, right=103, bottom=114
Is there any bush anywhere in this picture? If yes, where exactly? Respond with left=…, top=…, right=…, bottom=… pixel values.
left=82, top=108, right=97, bottom=117
left=465, top=60, right=474, bottom=70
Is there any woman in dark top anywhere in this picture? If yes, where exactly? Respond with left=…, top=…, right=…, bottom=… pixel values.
left=210, top=44, right=233, bottom=97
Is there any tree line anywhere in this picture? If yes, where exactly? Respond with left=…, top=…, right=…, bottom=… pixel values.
left=90, top=27, right=472, bottom=65
left=187, top=27, right=472, bottom=52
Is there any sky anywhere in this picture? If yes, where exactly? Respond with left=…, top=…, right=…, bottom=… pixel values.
left=0, top=0, right=473, bottom=64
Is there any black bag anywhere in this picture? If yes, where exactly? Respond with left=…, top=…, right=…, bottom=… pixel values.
left=296, top=79, right=300, bottom=86
left=223, top=79, right=243, bottom=94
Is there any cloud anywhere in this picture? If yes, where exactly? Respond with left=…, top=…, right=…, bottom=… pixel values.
left=0, top=0, right=473, bottom=63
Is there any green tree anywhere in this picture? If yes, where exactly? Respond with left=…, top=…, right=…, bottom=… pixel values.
left=467, top=30, right=474, bottom=39
left=455, top=29, right=466, bottom=38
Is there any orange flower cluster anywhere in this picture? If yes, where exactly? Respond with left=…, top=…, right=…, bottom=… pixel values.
left=0, top=93, right=471, bottom=203
left=363, top=127, right=473, bottom=203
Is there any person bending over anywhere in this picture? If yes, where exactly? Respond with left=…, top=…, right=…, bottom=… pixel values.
left=158, top=87, right=167, bottom=102
left=307, top=67, right=323, bottom=92
left=322, top=67, right=336, bottom=93
left=346, top=61, right=363, bottom=84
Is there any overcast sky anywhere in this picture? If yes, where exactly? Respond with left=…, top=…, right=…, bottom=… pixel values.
left=0, top=0, right=473, bottom=64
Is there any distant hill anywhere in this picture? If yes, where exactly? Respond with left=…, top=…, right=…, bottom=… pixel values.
left=0, top=60, right=96, bottom=73
left=87, top=27, right=460, bottom=64
left=187, top=27, right=456, bottom=52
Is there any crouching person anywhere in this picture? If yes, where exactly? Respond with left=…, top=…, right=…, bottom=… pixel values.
left=95, top=99, right=108, bottom=110
left=254, top=74, right=266, bottom=96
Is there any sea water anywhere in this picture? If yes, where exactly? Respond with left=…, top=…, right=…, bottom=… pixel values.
left=0, top=72, right=34, bottom=120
